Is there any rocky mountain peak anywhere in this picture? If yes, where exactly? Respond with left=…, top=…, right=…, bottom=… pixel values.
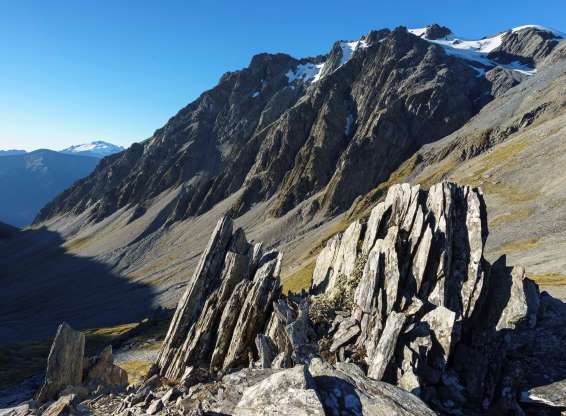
left=33, top=23, right=565, bottom=248
left=424, top=23, right=452, bottom=40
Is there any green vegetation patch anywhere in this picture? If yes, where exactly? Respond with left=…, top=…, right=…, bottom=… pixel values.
left=495, top=237, right=540, bottom=254
left=282, top=261, right=316, bottom=294
left=117, top=359, right=154, bottom=385
left=489, top=207, right=534, bottom=227
left=530, top=272, right=566, bottom=287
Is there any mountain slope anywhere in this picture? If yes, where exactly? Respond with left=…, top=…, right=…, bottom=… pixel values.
left=1, top=24, right=564, bottom=343
left=349, top=42, right=566, bottom=297
left=0, top=150, right=100, bottom=227
left=38, top=24, right=560, bottom=226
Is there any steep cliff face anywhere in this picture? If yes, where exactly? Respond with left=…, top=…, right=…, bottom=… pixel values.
left=36, top=25, right=561, bottom=227
left=355, top=43, right=566, bottom=296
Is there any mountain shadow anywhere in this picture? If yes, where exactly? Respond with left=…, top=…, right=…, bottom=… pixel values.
left=0, top=227, right=155, bottom=345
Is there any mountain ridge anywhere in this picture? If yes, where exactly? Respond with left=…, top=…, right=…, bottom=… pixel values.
left=37, top=24, right=561, bottom=226
left=1, top=22, right=565, bottom=344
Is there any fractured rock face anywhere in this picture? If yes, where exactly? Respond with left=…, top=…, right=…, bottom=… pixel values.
left=142, top=182, right=553, bottom=415
left=309, top=182, right=546, bottom=413
left=157, top=216, right=282, bottom=379
left=36, top=322, right=85, bottom=403
left=85, top=345, right=128, bottom=391
left=486, top=261, right=540, bottom=331
left=157, top=216, right=235, bottom=378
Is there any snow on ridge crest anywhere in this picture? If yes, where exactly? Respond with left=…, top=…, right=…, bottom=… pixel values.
left=286, top=38, right=369, bottom=85
left=339, top=40, right=369, bottom=66
left=286, top=62, right=325, bottom=84
left=511, top=25, right=565, bottom=38
left=407, top=24, right=561, bottom=76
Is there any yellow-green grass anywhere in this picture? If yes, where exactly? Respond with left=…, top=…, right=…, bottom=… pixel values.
left=419, top=157, right=459, bottom=188
left=489, top=207, right=534, bottom=227
left=282, top=261, right=316, bottom=294
left=530, top=273, right=566, bottom=287
left=0, top=318, right=167, bottom=391
left=495, top=237, right=540, bottom=254
left=117, top=359, right=154, bottom=384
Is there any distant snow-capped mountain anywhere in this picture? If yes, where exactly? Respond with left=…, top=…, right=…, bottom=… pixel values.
left=0, top=149, right=27, bottom=157
left=61, top=141, right=124, bottom=158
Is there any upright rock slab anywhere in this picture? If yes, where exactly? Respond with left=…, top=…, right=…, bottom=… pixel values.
left=156, top=217, right=283, bottom=379
left=157, top=216, right=234, bottom=379
left=36, top=322, right=85, bottom=403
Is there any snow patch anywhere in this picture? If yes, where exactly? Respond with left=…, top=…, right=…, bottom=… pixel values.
left=408, top=26, right=540, bottom=76
left=61, top=141, right=124, bottom=158
left=511, top=25, right=565, bottom=38
left=502, top=61, right=537, bottom=75
left=252, top=91, right=260, bottom=98
left=286, top=62, right=325, bottom=84
left=339, top=40, right=369, bottom=66
left=408, top=28, right=427, bottom=37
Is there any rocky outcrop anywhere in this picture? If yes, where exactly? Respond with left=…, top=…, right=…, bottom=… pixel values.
left=33, top=323, right=129, bottom=412
left=84, top=345, right=128, bottom=391
left=22, top=181, right=566, bottom=415
left=521, top=379, right=566, bottom=408
left=307, top=182, right=557, bottom=414
left=233, top=366, right=324, bottom=416
left=36, top=322, right=85, bottom=403
left=156, top=216, right=282, bottom=379
left=308, top=358, right=437, bottom=416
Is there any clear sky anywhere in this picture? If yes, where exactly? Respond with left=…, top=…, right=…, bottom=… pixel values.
left=0, top=0, right=564, bottom=151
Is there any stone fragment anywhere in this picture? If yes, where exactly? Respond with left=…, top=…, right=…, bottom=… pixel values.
left=147, top=398, right=164, bottom=414
left=36, top=322, right=85, bottom=403
left=41, top=394, right=78, bottom=416
left=311, top=234, right=342, bottom=293
left=330, top=318, right=360, bottom=352
left=85, top=345, right=128, bottom=391
left=161, top=386, right=181, bottom=404
left=255, top=334, right=276, bottom=368
left=489, top=263, right=540, bottom=331
left=210, top=280, right=253, bottom=371
left=367, top=311, right=406, bottom=380
left=222, top=254, right=281, bottom=370
left=233, top=366, right=325, bottom=416
left=521, top=379, right=566, bottom=408
left=272, top=352, right=292, bottom=369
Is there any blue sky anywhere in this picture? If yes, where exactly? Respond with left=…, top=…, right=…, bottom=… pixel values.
left=0, top=0, right=564, bottom=151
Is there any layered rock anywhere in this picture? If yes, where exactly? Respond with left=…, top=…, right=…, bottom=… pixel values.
left=84, top=345, right=128, bottom=391
left=309, top=182, right=549, bottom=414
left=26, top=181, right=566, bottom=415
left=156, top=216, right=282, bottom=379
left=34, top=323, right=129, bottom=409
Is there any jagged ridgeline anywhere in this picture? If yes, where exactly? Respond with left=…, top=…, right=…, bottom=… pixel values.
left=34, top=25, right=562, bottom=226
left=155, top=182, right=547, bottom=414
